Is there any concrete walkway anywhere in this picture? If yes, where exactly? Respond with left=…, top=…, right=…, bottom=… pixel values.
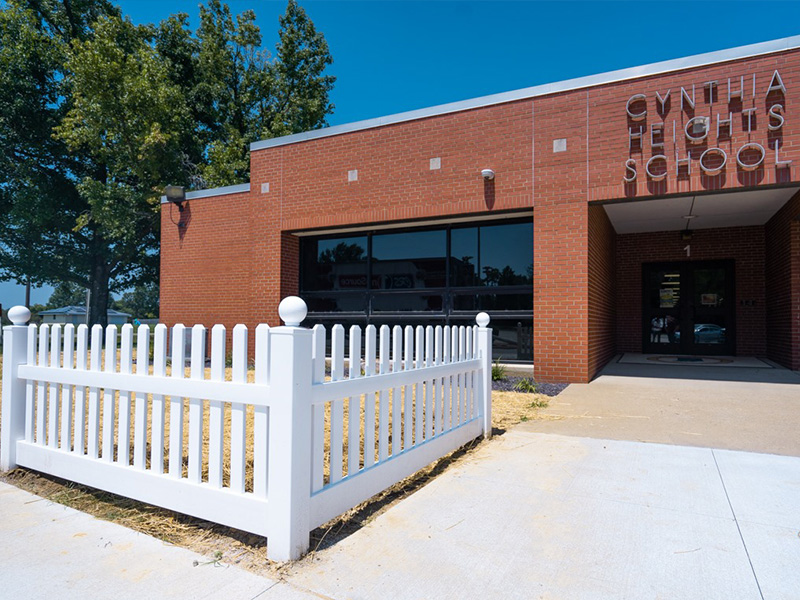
left=0, top=482, right=314, bottom=600
left=285, top=430, right=800, bottom=600
left=520, top=358, right=800, bottom=456
left=2, top=431, right=799, bottom=599
left=2, top=361, right=799, bottom=599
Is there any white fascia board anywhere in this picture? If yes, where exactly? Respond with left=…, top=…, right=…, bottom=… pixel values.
left=251, top=35, right=800, bottom=152
left=160, top=183, right=250, bottom=204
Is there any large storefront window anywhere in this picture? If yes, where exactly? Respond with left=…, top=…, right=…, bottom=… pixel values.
left=301, top=235, right=368, bottom=291
left=299, top=218, right=533, bottom=361
left=372, top=230, right=446, bottom=289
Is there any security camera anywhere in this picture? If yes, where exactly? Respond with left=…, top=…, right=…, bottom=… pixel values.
left=481, top=169, right=495, bottom=180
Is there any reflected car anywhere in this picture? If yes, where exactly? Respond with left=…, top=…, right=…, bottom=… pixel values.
left=674, top=324, right=726, bottom=344
left=692, top=324, right=726, bottom=344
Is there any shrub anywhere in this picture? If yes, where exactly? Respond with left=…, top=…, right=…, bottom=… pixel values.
left=491, top=358, right=507, bottom=381
left=513, top=377, right=538, bottom=394
left=529, top=397, right=549, bottom=409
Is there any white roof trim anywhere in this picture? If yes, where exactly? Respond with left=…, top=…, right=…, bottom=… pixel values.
left=160, top=183, right=250, bottom=204
left=251, top=35, right=800, bottom=152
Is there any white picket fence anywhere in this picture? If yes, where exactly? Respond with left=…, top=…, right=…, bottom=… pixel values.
left=0, top=298, right=492, bottom=561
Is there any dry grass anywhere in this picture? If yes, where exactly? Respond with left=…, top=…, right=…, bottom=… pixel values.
left=0, top=351, right=551, bottom=572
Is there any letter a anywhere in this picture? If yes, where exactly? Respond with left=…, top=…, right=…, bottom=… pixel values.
left=767, top=70, right=787, bottom=96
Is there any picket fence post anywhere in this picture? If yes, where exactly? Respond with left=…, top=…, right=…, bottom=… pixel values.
left=475, top=312, right=493, bottom=439
left=267, top=296, right=313, bottom=561
left=1, top=306, right=32, bottom=470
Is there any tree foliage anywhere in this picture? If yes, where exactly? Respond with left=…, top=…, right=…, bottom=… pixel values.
left=267, top=0, right=335, bottom=138
left=0, top=0, right=118, bottom=324
left=0, top=0, right=335, bottom=325
left=112, top=282, right=159, bottom=319
left=46, top=281, right=87, bottom=308
left=53, top=13, right=189, bottom=323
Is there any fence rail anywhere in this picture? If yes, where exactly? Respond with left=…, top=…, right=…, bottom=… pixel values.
left=0, top=299, right=492, bottom=561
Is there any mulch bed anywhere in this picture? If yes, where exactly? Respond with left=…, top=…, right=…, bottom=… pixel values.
left=492, top=377, right=568, bottom=396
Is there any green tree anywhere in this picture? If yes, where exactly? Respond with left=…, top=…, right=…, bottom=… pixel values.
left=47, top=281, right=87, bottom=308
left=27, top=303, right=47, bottom=325
left=266, top=0, right=335, bottom=138
left=0, top=0, right=117, bottom=302
left=155, top=0, right=335, bottom=187
left=53, top=14, right=189, bottom=326
left=113, top=282, right=160, bottom=319
left=1, top=1, right=336, bottom=325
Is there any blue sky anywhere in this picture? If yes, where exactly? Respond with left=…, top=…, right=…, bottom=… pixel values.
left=4, top=0, right=800, bottom=310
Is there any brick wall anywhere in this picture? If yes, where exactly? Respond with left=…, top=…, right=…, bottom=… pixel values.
left=586, top=52, right=800, bottom=201
left=160, top=46, right=800, bottom=382
left=533, top=92, right=590, bottom=382
left=250, top=102, right=534, bottom=233
left=588, top=205, right=616, bottom=378
left=765, top=190, right=800, bottom=369
left=615, top=226, right=767, bottom=356
left=160, top=192, right=257, bottom=332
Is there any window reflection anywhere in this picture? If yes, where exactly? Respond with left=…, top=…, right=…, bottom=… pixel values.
left=299, top=219, right=533, bottom=360
left=371, top=293, right=443, bottom=312
left=301, top=236, right=367, bottom=291
left=305, top=294, right=367, bottom=313
left=450, top=222, right=533, bottom=287
left=451, top=227, right=479, bottom=287
left=372, top=230, right=446, bottom=289
left=480, top=223, right=533, bottom=286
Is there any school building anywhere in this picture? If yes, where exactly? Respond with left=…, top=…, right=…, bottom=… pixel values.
left=160, top=36, right=800, bottom=383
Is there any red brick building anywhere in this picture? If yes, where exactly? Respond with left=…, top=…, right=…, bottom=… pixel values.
left=161, top=37, right=800, bottom=383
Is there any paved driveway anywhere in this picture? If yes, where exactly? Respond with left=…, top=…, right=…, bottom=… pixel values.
left=519, top=357, right=800, bottom=456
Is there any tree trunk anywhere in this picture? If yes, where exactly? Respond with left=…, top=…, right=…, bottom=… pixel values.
left=88, top=256, right=110, bottom=328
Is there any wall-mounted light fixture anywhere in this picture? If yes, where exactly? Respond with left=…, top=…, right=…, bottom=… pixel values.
left=481, top=169, right=495, bottom=180
left=681, top=198, right=697, bottom=240
left=164, top=185, right=186, bottom=211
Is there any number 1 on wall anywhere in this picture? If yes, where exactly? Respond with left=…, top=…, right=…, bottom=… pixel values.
left=684, top=244, right=691, bottom=257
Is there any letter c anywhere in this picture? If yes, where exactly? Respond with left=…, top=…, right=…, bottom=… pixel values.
left=626, top=94, right=647, bottom=121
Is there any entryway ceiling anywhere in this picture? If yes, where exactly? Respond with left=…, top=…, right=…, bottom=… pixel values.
left=603, top=186, right=799, bottom=234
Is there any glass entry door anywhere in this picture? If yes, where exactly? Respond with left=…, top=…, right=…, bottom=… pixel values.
left=643, top=260, right=735, bottom=355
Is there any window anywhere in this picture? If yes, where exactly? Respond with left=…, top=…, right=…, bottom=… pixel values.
left=372, top=230, right=446, bottom=289
left=301, top=235, right=367, bottom=291
left=299, top=218, right=533, bottom=360
left=479, top=222, right=533, bottom=286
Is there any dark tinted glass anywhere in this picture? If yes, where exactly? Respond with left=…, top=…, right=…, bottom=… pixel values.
left=452, top=293, right=477, bottom=311
left=448, top=318, right=533, bottom=361
left=301, top=236, right=367, bottom=291
left=372, top=230, right=446, bottom=289
left=477, top=293, right=533, bottom=311
left=450, top=227, right=479, bottom=286
left=492, top=319, right=534, bottom=361
left=480, top=222, right=533, bottom=286
left=647, top=269, right=681, bottom=310
left=305, top=293, right=367, bottom=313
left=371, top=293, right=443, bottom=313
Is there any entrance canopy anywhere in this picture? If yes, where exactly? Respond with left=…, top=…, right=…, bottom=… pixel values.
left=602, top=186, right=799, bottom=234
left=590, top=184, right=800, bottom=370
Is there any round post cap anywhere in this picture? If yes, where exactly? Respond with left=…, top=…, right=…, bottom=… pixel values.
left=8, top=305, right=31, bottom=325
left=278, top=296, right=308, bottom=327
left=476, top=312, right=490, bottom=328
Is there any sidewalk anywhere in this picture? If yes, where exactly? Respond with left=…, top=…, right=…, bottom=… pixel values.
left=519, top=358, right=800, bottom=456
left=0, top=482, right=313, bottom=600
left=286, top=431, right=800, bottom=600
left=2, top=431, right=799, bottom=599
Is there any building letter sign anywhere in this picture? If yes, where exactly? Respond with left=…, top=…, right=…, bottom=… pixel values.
left=623, top=70, right=791, bottom=184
